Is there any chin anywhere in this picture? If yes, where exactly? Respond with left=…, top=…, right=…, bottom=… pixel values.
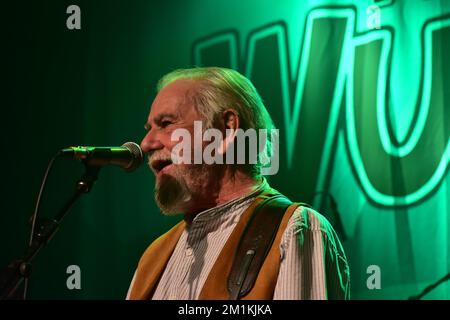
left=154, top=175, right=192, bottom=216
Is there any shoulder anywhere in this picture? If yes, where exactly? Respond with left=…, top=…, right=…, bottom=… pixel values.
left=281, top=204, right=345, bottom=254
left=287, top=205, right=334, bottom=234
left=279, top=204, right=351, bottom=299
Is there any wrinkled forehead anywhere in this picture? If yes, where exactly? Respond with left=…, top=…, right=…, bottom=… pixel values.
left=148, top=79, right=201, bottom=120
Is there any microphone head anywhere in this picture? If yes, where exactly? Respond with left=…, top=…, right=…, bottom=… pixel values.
left=122, top=142, right=144, bottom=172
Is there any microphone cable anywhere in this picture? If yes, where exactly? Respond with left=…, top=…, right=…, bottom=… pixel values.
left=23, top=151, right=62, bottom=299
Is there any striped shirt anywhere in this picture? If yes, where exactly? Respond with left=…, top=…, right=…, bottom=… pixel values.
left=127, top=181, right=350, bottom=300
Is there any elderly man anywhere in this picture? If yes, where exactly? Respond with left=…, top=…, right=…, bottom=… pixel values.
left=127, top=67, right=350, bottom=300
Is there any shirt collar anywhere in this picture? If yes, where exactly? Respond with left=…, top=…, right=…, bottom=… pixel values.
left=191, top=178, right=269, bottom=223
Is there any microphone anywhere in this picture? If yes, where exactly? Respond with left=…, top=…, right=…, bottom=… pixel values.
left=60, top=142, right=144, bottom=172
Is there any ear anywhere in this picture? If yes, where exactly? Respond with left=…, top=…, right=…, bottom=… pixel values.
left=218, top=109, right=239, bottom=154
left=223, top=109, right=239, bottom=131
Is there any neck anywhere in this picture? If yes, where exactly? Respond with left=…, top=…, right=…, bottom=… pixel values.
left=184, top=169, right=262, bottom=217
left=215, top=170, right=262, bottom=205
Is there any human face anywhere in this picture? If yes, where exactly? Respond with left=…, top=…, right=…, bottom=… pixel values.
left=141, top=80, right=201, bottom=177
left=140, top=79, right=217, bottom=215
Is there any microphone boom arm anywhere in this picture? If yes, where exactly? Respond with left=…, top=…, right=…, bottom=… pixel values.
left=0, top=164, right=101, bottom=300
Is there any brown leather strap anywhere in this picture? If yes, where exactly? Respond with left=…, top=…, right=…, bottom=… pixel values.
left=227, top=195, right=303, bottom=300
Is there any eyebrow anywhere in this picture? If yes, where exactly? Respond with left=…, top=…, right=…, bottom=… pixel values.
left=144, top=112, right=177, bottom=131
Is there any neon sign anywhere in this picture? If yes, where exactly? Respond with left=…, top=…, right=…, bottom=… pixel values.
left=192, top=6, right=450, bottom=207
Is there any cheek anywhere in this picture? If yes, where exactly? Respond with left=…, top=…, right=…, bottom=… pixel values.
left=156, top=129, right=180, bottom=150
left=165, top=131, right=184, bottom=152
left=167, top=127, right=196, bottom=151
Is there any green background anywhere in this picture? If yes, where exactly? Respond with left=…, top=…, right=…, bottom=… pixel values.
left=1, top=0, right=449, bottom=299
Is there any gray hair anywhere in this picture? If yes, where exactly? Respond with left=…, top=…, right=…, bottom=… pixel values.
left=157, top=67, right=275, bottom=177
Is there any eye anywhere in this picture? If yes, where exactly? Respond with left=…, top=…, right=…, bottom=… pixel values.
left=161, top=120, right=172, bottom=128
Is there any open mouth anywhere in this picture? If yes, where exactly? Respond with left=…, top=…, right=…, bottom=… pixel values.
left=150, top=159, right=173, bottom=174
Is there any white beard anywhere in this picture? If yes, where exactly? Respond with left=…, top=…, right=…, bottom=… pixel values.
left=154, top=165, right=192, bottom=216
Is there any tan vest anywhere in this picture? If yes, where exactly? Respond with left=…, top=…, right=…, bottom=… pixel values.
left=128, top=190, right=300, bottom=300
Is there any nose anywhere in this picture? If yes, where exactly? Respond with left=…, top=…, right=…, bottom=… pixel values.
left=140, top=128, right=164, bottom=154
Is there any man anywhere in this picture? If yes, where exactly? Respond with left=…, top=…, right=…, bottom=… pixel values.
left=127, top=67, right=350, bottom=300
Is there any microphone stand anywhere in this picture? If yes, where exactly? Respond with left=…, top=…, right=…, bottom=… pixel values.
left=0, top=164, right=101, bottom=300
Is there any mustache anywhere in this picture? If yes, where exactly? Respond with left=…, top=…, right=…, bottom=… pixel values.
left=148, top=150, right=172, bottom=164
left=147, top=150, right=174, bottom=175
